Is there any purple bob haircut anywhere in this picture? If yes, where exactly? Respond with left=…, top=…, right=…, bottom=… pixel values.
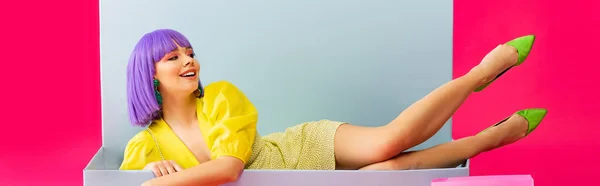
left=126, top=29, right=204, bottom=127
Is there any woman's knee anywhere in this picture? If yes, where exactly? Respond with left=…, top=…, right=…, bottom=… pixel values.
left=333, top=124, right=413, bottom=168
left=363, top=127, right=413, bottom=162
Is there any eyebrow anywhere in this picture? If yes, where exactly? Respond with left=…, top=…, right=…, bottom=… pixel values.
left=170, top=47, right=193, bottom=52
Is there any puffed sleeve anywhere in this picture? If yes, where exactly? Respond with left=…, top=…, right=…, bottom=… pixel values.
left=119, top=131, right=162, bottom=170
left=199, top=81, right=258, bottom=165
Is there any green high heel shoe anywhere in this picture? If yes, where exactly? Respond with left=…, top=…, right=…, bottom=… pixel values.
left=478, top=108, right=547, bottom=136
left=474, top=35, right=536, bottom=92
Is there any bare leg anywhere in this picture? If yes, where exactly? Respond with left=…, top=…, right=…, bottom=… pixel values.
left=358, top=113, right=529, bottom=170
left=334, top=44, right=520, bottom=170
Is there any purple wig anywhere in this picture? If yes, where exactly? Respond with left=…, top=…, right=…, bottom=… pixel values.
left=126, top=29, right=204, bottom=126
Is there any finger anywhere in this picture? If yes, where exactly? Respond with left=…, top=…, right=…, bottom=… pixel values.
left=163, top=160, right=177, bottom=174
left=156, top=162, right=168, bottom=176
left=150, top=166, right=162, bottom=177
left=144, top=162, right=162, bottom=177
left=170, top=160, right=184, bottom=172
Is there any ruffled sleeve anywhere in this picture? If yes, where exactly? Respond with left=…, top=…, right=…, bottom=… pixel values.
left=198, top=81, right=258, bottom=165
left=119, top=130, right=162, bottom=170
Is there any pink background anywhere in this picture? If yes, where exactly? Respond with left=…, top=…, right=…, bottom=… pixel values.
left=0, top=0, right=596, bottom=185
left=0, top=0, right=101, bottom=185
left=453, top=0, right=600, bottom=186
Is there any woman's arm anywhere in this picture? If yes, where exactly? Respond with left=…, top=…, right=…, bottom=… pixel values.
left=141, top=156, right=244, bottom=186
left=143, top=81, right=256, bottom=186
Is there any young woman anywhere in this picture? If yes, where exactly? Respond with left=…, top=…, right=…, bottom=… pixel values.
left=120, top=29, right=546, bottom=186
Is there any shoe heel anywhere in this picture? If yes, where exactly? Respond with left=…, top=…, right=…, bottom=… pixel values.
left=477, top=108, right=547, bottom=136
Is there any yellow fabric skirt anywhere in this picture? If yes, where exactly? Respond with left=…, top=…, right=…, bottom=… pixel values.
left=245, top=119, right=345, bottom=170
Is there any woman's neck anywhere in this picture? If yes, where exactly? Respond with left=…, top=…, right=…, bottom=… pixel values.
left=160, top=93, right=198, bottom=128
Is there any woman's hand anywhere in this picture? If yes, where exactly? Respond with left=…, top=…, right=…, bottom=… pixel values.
left=144, top=160, right=184, bottom=177
left=141, top=156, right=244, bottom=186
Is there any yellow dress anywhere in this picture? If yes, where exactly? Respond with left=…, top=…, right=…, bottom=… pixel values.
left=119, top=81, right=345, bottom=170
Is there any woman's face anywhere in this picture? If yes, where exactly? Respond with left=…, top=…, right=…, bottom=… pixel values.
left=154, top=44, right=200, bottom=96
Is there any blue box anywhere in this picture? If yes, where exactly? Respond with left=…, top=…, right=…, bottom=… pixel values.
left=84, top=0, right=466, bottom=185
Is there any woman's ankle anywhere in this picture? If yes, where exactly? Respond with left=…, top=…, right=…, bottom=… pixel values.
left=459, top=69, right=489, bottom=89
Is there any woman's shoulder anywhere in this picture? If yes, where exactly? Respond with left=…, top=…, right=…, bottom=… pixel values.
left=204, top=80, right=241, bottom=93
left=202, top=80, right=249, bottom=100
left=197, top=81, right=259, bottom=165
left=123, top=128, right=156, bottom=154
left=120, top=126, right=161, bottom=170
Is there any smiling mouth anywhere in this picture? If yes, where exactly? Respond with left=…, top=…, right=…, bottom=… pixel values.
left=180, top=72, right=196, bottom=77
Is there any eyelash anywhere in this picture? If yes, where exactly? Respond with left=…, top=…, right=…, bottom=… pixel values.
left=167, top=53, right=195, bottom=61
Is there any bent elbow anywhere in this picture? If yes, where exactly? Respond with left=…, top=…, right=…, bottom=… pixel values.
left=216, top=156, right=245, bottom=183
left=225, top=169, right=242, bottom=183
